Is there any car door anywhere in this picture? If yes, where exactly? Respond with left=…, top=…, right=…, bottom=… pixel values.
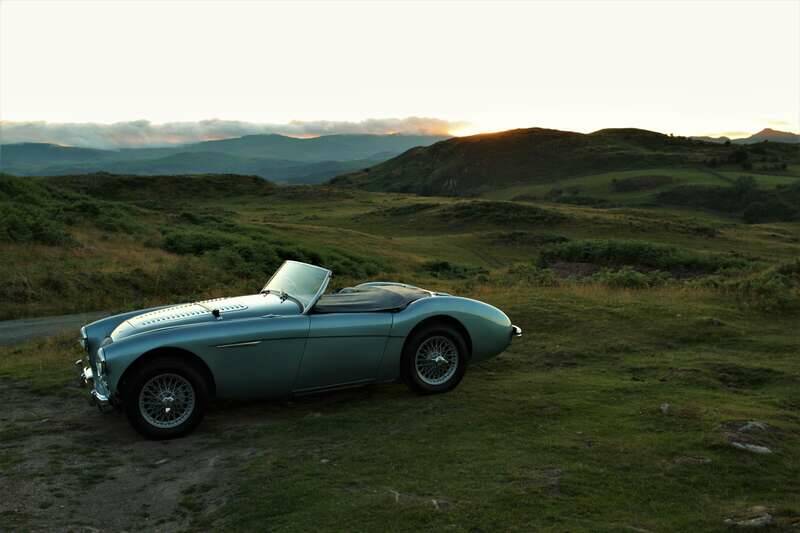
left=292, top=312, right=392, bottom=392
left=203, top=315, right=310, bottom=398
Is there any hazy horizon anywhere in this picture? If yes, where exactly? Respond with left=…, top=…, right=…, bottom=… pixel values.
left=1, top=118, right=797, bottom=150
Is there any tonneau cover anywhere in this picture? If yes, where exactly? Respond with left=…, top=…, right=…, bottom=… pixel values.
left=312, top=285, right=430, bottom=314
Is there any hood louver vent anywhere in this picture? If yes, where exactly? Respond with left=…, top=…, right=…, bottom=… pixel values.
left=131, top=301, right=249, bottom=327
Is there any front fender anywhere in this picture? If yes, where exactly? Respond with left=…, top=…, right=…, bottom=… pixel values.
left=100, top=315, right=310, bottom=398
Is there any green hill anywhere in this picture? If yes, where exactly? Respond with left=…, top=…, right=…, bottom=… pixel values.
left=331, top=127, right=800, bottom=195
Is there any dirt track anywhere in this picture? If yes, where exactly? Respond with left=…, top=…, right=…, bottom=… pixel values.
left=0, top=378, right=282, bottom=531
left=0, top=312, right=107, bottom=347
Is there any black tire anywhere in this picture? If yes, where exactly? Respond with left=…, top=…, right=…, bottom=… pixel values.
left=123, top=356, right=208, bottom=440
left=402, top=323, right=468, bottom=394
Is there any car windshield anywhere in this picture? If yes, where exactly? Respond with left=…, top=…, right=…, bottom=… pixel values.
left=262, top=261, right=331, bottom=312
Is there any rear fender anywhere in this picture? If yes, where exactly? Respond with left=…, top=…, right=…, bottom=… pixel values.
left=377, top=296, right=512, bottom=380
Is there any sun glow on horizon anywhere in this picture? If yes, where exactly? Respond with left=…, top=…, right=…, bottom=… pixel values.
left=1, top=1, right=798, bottom=140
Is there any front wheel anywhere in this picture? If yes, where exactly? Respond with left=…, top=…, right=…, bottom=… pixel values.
left=403, top=324, right=467, bottom=394
left=123, top=357, right=208, bottom=440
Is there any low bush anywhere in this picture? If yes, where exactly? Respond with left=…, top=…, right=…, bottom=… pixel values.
left=589, top=267, right=670, bottom=289
left=726, top=260, right=800, bottom=311
left=161, top=228, right=384, bottom=280
left=0, top=175, right=148, bottom=245
left=439, top=201, right=566, bottom=226
left=0, top=204, right=72, bottom=245
left=488, top=231, right=569, bottom=246
left=538, top=239, right=747, bottom=275
left=162, top=230, right=236, bottom=255
left=610, top=175, right=673, bottom=192
left=420, top=260, right=488, bottom=280
left=500, top=263, right=560, bottom=287
left=378, top=203, right=440, bottom=217
left=657, top=182, right=800, bottom=223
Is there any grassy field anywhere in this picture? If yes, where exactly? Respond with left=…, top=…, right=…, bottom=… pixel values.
left=1, top=172, right=799, bottom=530
left=481, top=167, right=800, bottom=211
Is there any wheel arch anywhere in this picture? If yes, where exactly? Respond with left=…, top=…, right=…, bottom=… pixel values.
left=402, top=315, right=473, bottom=361
left=117, top=346, right=216, bottom=399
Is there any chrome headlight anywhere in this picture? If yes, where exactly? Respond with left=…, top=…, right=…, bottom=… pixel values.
left=79, top=326, right=88, bottom=352
left=96, top=347, right=107, bottom=377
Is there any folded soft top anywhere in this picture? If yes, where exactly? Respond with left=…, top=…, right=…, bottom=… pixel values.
left=312, top=285, right=431, bottom=314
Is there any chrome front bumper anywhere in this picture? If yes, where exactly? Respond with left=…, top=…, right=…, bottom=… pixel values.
left=511, top=325, right=522, bottom=338
left=75, top=359, right=113, bottom=412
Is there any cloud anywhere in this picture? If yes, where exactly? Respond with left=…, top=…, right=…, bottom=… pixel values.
left=0, top=118, right=465, bottom=149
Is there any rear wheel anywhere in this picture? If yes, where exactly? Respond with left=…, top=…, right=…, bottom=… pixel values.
left=123, top=357, right=208, bottom=440
left=403, top=324, right=467, bottom=394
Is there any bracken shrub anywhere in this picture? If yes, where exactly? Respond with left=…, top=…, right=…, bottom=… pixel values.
left=420, top=260, right=488, bottom=280
left=658, top=182, right=800, bottom=224
left=162, top=229, right=384, bottom=280
left=499, top=263, right=560, bottom=287
left=539, top=239, right=747, bottom=275
left=377, top=203, right=441, bottom=217
left=488, top=231, right=569, bottom=246
left=0, top=204, right=73, bottom=245
left=588, top=267, right=671, bottom=289
left=726, top=260, right=800, bottom=311
left=0, top=175, right=147, bottom=245
left=439, top=200, right=566, bottom=226
left=162, top=230, right=235, bottom=255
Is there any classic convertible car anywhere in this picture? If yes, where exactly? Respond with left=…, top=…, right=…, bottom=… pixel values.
left=77, top=260, right=521, bottom=439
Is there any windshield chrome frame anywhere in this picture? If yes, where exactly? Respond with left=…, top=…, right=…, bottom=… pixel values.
left=262, top=260, right=332, bottom=314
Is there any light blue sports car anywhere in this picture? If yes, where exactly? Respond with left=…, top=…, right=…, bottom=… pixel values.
left=77, top=260, right=521, bottom=439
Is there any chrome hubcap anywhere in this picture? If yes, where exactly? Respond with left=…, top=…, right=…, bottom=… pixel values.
left=415, top=335, right=458, bottom=386
left=138, top=373, right=195, bottom=429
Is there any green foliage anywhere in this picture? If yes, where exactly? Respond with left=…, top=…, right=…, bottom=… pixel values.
left=726, top=259, right=800, bottom=311
left=0, top=257, right=225, bottom=317
left=589, top=266, right=671, bottom=289
left=162, top=230, right=236, bottom=255
left=377, top=202, right=440, bottom=217
left=489, top=231, right=569, bottom=246
left=0, top=175, right=145, bottom=244
left=420, top=260, right=488, bottom=279
left=0, top=203, right=72, bottom=245
left=658, top=181, right=800, bottom=223
left=440, top=200, right=565, bottom=225
left=500, top=263, right=560, bottom=286
left=161, top=225, right=383, bottom=281
left=610, top=174, right=674, bottom=192
left=539, top=239, right=747, bottom=274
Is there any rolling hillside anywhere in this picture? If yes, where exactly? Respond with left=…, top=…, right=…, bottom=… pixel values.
left=0, top=133, right=447, bottom=184
left=331, top=127, right=800, bottom=195
left=2, top=171, right=800, bottom=531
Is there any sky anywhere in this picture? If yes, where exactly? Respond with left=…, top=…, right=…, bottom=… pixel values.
left=1, top=0, right=798, bottom=148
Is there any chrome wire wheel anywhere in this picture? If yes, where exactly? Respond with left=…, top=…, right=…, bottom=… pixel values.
left=414, top=335, right=459, bottom=386
left=138, top=373, right=196, bottom=429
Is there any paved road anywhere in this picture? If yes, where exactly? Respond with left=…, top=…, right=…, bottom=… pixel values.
left=0, top=312, right=107, bottom=346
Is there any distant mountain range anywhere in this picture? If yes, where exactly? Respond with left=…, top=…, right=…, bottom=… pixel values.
left=2, top=127, right=796, bottom=191
left=0, top=134, right=448, bottom=183
left=690, top=128, right=800, bottom=145
left=332, top=127, right=800, bottom=195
